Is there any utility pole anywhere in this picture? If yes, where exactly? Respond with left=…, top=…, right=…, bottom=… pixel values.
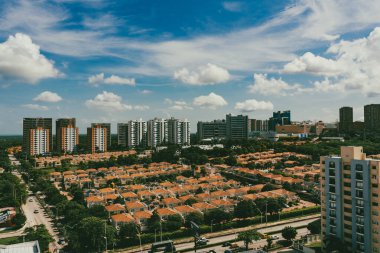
left=104, top=220, right=108, bottom=252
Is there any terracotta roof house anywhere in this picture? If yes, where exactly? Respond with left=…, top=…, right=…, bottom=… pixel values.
left=111, top=213, right=135, bottom=227
left=192, top=202, right=217, bottom=212
left=162, top=197, right=181, bottom=208
left=85, top=196, right=104, bottom=208
left=125, top=201, right=148, bottom=214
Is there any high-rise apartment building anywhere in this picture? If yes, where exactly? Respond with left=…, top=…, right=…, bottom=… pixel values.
left=56, top=118, right=78, bottom=153
left=226, top=114, right=249, bottom=140
left=269, top=111, right=291, bottom=131
left=23, top=118, right=52, bottom=155
left=250, top=119, right=269, bottom=132
left=320, top=146, right=380, bottom=253
left=87, top=125, right=107, bottom=153
left=339, top=106, right=353, bottom=133
left=197, top=120, right=226, bottom=141
left=127, top=119, right=147, bottom=148
left=147, top=118, right=167, bottom=148
left=364, top=104, right=380, bottom=132
left=117, top=123, right=128, bottom=147
left=91, top=123, right=111, bottom=147
left=167, top=118, right=190, bottom=145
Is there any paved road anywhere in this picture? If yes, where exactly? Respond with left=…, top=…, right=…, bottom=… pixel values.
left=175, top=219, right=316, bottom=252
left=0, top=170, right=61, bottom=252
left=190, top=227, right=310, bottom=253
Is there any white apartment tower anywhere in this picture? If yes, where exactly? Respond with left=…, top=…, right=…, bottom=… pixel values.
left=87, top=125, right=107, bottom=153
left=61, top=126, right=78, bottom=153
left=167, top=117, right=190, bottom=145
left=147, top=118, right=168, bottom=148
left=127, top=119, right=147, bottom=148
left=29, top=127, right=50, bottom=155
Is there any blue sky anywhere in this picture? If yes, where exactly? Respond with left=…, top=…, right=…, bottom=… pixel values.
left=1, top=0, right=380, bottom=134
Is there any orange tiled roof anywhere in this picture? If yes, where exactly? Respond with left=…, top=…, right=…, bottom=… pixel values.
left=156, top=208, right=177, bottom=216
left=105, top=204, right=125, bottom=212
left=111, top=213, right=134, bottom=223
left=174, top=205, right=198, bottom=214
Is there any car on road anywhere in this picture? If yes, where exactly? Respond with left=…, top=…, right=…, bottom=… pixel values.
left=33, top=209, right=39, bottom=214
left=28, top=198, right=33, bottom=202
left=222, top=242, right=231, bottom=247
left=58, top=238, right=66, bottom=245
left=229, top=243, right=239, bottom=249
left=269, top=235, right=280, bottom=240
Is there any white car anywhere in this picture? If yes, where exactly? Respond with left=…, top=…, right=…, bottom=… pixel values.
left=270, top=235, right=280, bottom=240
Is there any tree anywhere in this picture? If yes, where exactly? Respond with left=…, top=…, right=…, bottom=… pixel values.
left=266, top=237, right=273, bottom=250
left=225, top=155, right=237, bottom=166
left=237, top=230, right=261, bottom=250
left=195, top=187, right=204, bottom=194
left=69, top=217, right=116, bottom=252
left=281, top=226, right=297, bottom=242
left=324, top=235, right=347, bottom=253
left=261, top=183, right=277, bottom=192
left=24, top=225, right=53, bottom=252
left=11, top=213, right=26, bottom=228
left=147, top=210, right=161, bottom=233
left=184, top=212, right=204, bottom=228
left=234, top=200, right=255, bottom=219
left=184, top=198, right=198, bottom=206
left=204, top=209, right=232, bottom=225
left=88, top=205, right=108, bottom=219
left=163, top=214, right=183, bottom=231
left=119, top=223, right=138, bottom=239
left=307, top=219, right=321, bottom=234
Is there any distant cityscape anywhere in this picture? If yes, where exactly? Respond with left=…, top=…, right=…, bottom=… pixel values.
left=21, top=104, right=380, bottom=156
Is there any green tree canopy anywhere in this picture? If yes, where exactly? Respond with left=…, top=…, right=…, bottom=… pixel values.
left=237, top=230, right=261, bottom=250
left=281, top=226, right=297, bottom=241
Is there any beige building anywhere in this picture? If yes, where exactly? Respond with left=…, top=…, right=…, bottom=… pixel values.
left=87, top=125, right=108, bottom=153
left=320, top=146, right=380, bottom=253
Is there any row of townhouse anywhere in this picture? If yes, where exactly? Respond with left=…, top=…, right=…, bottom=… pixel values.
left=234, top=167, right=304, bottom=185
left=51, top=163, right=191, bottom=189
left=36, top=150, right=137, bottom=167
left=84, top=175, right=298, bottom=230
left=237, top=151, right=309, bottom=165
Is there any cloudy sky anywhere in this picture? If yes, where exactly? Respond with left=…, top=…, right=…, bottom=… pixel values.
left=1, top=0, right=380, bottom=134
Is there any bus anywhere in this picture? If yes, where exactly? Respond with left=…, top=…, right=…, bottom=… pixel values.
left=148, top=240, right=176, bottom=253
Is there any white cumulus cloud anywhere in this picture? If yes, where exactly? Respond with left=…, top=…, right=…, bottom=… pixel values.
left=88, top=73, right=135, bottom=86
left=248, top=74, right=303, bottom=96
left=85, top=91, right=132, bottom=111
left=165, top=98, right=193, bottom=110
left=0, top=33, right=60, bottom=83
left=33, top=91, right=62, bottom=102
left=193, top=92, right=228, bottom=109
left=173, top=63, right=230, bottom=85
left=235, top=99, right=274, bottom=112
left=22, top=104, right=48, bottom=111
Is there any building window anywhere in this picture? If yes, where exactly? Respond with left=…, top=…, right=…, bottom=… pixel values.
left=344, top=165, right=351, bottom=171
left=329, top=161, right=336, bottom=168
left=356, top=181, right=363, bottom=189
left=356, top=172, right=363, bottom=180
left=356, top=164, right=363, bottom=171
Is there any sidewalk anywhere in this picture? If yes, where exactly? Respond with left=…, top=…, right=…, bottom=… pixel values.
left=117, top=214, right=319, bottom=253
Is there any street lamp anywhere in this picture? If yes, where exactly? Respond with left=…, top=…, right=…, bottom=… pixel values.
left=252, top=202, right=263, bottom=224
left=104, top=220, right=108, bottom=252
left=135, top=225, right=143, bottom=253
left=210, top=220, right=214, bottom=233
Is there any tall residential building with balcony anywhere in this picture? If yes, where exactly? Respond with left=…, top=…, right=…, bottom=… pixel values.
left=364, top=104, right=380, bottom=132
left=167, top=118, right=190, bottom=145
left=339, top=106, right=353, bottom=133
left=56, top=118, right=78, bottom=153
left=226, top=114, right=249, bottom=140
left=87, top=125, right=107, bottom=153
left=23, top=118, right=52, bottom=155
left=320, top=146, right=380, bottom=253
left=197, top=120, right=226, bottom=141
left=250, top=119, right=269, bottom=132
left=117, top=123, right=128, bottom=147
left=91, top=123, right=111, bottom=147
left=147, top=118, right=167, bottom=148
left=127, top=119, right=147, bottom=148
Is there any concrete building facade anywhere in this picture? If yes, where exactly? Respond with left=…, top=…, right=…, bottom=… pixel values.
left=320, top=146, right=380, bottom=253
left=22, top=118, right=52, bottom=155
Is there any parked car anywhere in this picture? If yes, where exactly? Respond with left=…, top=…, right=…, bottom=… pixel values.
left=270, top=235, right=280, bottom=240
left=33, top=209, right=39, bottom=214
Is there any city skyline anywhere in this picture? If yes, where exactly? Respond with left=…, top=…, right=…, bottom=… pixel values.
left=1, top=1, right=380, bottom=134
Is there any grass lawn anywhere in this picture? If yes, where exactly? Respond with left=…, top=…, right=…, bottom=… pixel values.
left=0, top=236, right=21, bottom=245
